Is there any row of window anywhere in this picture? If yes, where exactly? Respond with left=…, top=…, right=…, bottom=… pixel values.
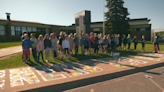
left=11, top=26, right=49, bottom=36
left=0, top=25, right=49, bottom=36
left=133, top=28, right=150, bottom=31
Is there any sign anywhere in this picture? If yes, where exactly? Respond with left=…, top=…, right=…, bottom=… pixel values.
left=79, top=16, right=83, bottom=30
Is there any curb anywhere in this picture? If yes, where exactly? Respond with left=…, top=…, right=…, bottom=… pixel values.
left=22, top=62, right=164, bottom=92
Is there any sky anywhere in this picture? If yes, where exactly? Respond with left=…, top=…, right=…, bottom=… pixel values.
left=0, top=0, right=164, bottom=32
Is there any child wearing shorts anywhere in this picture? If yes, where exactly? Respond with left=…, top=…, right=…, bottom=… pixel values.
left=44, top=34, right=51, bottom=62
left=141, top=35, right=146, bottom=52
left=22, top=34, right=31, bottom=62
left=62, top=34, right=70, bottom=59
left=103, top=35, right=109, bottom=53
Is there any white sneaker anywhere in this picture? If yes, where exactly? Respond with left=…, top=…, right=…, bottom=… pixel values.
left=104, top=52, right=106, bottom=53
left=46, top=60, right=48, bottom=62
left=86, top=52, right=88, bottom=55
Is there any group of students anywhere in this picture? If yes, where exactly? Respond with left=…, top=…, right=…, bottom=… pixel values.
left=22, top=30, right=160, bottom=63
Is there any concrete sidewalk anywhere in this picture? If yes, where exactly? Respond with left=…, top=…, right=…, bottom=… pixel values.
left=0, top=45, right=22, bottom=58
left=0, top=53, right=164, bottom=92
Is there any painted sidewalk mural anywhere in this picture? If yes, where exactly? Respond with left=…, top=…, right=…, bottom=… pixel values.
left=0, top=70, right=5, bottom=89
left=10, top=67, right=40, bottom=87
left=92, top=57, right=147, bottom=67
left=71, top=62, right=102, bottom=72
left=92, top=58, right=125, bottom=67
left=131, top=55, right=160, bottom=61
left=142, top=53, right=163, bottom=58
left=34, top=65, right=66, bottom=81
left=53, top=63, right=89, bottom=77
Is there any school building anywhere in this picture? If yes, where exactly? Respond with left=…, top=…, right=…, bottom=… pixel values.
left=0, top=10, right=151, bottom=41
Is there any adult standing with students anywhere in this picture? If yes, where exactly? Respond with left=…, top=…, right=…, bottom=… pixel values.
left=127, top=34, right=131, bottom=51
left=153, top=33, right=160, bottom=53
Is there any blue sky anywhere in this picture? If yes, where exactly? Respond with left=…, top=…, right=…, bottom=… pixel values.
left=0, top=0, right=164, bottom=32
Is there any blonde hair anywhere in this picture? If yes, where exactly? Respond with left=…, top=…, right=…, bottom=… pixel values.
left=30, top=33, right=35, bottom=37
left=103, top=35, right=107, bottom=39
left=24, top=34, right=28, bottom=37
left=43, top=34, right=49, bottom=41
left=50, top=33, right=54, bottom=40
left=38, top=34, right=43, bottom=40
left=74, top=33, right=77, bottom=36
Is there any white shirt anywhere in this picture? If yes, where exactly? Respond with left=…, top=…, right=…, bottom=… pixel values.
left=62, top=39, right=70, bottom=49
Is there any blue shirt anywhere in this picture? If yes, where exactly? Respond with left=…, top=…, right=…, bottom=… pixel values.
left=85, top=38, right=90, bottom=43
left=22, top=38, right=31, bottom=50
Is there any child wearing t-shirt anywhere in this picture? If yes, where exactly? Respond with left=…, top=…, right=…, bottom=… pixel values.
left=44, top=34, right=51, bottom=62
left=30, top=33, right=37, bottom=61
left=22, top=34, right=31, bottom=62
left=36, top=34, right=44, bottom=62
left=132, top=36, right=138, bottom=51
left=62, top=34, right=70, bottom=59
left=85, top=34, right=90, bottom=55
left=141, top=35, right=146, bottom=52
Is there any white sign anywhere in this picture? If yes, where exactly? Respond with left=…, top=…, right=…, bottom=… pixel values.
left=79, top=16, right=83, bottom=30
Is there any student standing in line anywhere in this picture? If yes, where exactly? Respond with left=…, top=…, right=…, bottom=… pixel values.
left=68, top=34, right=73, bottom=56
left=114, top=34, right=119, bottom=51
left=70, top=33, right=75, bottom=54
left=141, top=35, right=146, bottom=52
left=74, top=33, right=79, bottom=57
left=99, top=33, right=103, bottom=53
left=84, top=34, right=90, bottom=55
left=90, top=32, right=96, bottom=55
left=36, top=34, right=44, bottom=62
left=132, top=36, right=138, bottom=51
left=94, top=33, right=99, bottom=53
left=21, top=31, right=28, bottom=62
left=50, top=33, right=58, bottom=60
left=80, top=33, right=86, bottom=56
left=103, top=35, right=109, bottom=53
left=62, top=34, right=70, bottom=59
left=30, top=33, right=38, bottom=61
left=117, top=34, right=122, bottom=50
left=107, top=34, right=111, bottom=52
left=122, top=34, right=127, bottom=50
left=22, top=34, right=31, bottom=62
left=153, top=33, right=160, bottom=53
left=127, top=34, right=131, bottom=51
left=58, top=32, right=64, bottom=59
left=44, top=34, right=51, bottom=62
left=111, top=34, right=114, bottom=51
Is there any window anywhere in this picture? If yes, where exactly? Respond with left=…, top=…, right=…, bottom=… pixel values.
left=140, top=28, right=146, bottom=31
left=0, top=25, right=6, bottom=35
left=133, top=28, right=136, bottom=31
left=22, top=27, right=26, bottom=32
left=27, top=27, right=32, bottom=32
left=11, top=26, right=15, bottom=36
left=32, top=27, right=36, bottom=32
left=46, top=28, right=49, bottom=34
left=15, top=26, right=21, bottom=36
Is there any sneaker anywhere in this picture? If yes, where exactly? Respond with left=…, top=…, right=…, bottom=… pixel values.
left=104, top=52, right=106, bottom=54
left=46, top=60, right=48, bottom=62
left=22, top=60, right=25, bottom=63
left=67, top=57, right=70, bottom=59
left=86, top=52, right=88, bottom=55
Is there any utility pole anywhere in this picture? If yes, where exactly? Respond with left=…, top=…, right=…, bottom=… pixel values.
left=103, top=0, right=105, bottom=36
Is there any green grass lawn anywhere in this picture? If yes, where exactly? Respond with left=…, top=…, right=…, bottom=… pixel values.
left=0, top=42, right=163, bottom=70
left=0, top=41, right=21, bottom=49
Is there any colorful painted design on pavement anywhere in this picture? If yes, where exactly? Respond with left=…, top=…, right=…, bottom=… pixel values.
left=131, top=55, right=160, bottom=61
left=143, top=53, right=163, bottom=58
left=53, top=63, right=89, bottom=77
left=71, top=62, right=102, bottom=72
left=118, top=58, right=147, bottom=65
left=34, top=65, right=66, bottom=81
left=92, top=59, right=125, bottom=67
left=0, top=70, right=5, bottom=89
left=10, top=67, right=40, bottom=87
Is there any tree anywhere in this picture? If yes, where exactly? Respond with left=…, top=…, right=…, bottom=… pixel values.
left=105, top=0, right=130, bottom=36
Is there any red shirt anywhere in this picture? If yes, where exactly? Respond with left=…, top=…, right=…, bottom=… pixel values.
left=90, top=36, right=96, bottom=43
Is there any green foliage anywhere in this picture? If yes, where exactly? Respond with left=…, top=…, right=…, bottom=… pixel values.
left=105, top=0, right=130, bottom=36
left=156, top=31, right=164, bottom=35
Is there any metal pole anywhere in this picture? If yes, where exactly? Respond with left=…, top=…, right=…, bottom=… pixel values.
left=103, top=0, right=105, bottom=36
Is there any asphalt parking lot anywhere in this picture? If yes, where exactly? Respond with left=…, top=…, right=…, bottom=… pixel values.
left=64, top=66, right=164, bottom=92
